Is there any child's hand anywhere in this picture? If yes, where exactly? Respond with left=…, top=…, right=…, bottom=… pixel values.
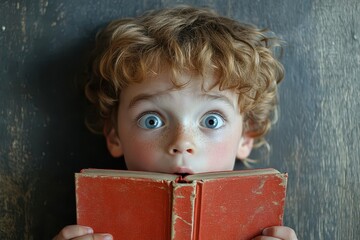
left=252, top=226, right=297, bottom=240
left=53, top=225, right=113, bottom=240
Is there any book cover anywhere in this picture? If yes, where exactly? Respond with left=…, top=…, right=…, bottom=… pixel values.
left=75, top=168, right=287, bottom=240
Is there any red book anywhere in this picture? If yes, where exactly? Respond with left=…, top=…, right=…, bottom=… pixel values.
left=76, top=168, right=287, bottom=240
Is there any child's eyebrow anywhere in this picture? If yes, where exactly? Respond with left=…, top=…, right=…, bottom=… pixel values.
left=128, top=92, right=236, bottom=110
left=128, top=93, right=156, bottom=109
left=201, top=93, right=236, bottom=110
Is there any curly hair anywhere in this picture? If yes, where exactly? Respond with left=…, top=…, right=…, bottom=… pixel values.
left=85, top=6, right=284, bottom=155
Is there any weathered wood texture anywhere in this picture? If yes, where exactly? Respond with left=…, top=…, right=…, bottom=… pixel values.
left=0, top=0, right=359, bottom=239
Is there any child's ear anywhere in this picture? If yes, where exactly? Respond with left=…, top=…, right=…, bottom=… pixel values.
left=236, top=135, right=254, bottom=159
left=104, top=127, right=123, bottom=157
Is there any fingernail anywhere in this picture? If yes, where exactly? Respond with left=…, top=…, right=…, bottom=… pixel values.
left=86, top=227, right=94, bottom=234
left=102, top=234, right=113, bottom=240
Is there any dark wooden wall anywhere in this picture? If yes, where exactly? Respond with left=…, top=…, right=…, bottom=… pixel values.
left=1, top=0, right=359, bottom=239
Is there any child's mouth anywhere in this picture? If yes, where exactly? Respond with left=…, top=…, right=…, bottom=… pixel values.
left=174, top=167, right=194, bottom=176
left=174, top=172, right=192, bottom=183
left=176, top=173, right=190, bottom=178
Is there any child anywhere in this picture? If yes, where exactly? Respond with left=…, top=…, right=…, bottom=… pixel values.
left=54, top=6, right=297, bottom=240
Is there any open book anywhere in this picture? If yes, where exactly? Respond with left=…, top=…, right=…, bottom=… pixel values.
left=76, top=168, right=287, bottom=240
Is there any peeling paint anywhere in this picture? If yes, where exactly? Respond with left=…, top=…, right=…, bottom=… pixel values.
left=39, top=0, right=49, bottom=15
left=243, top=206, right=265, bottom=227
left=171, top=182, right=197, bottom=239
left=252, top=179, right=266, bottom=195
left=19, top=4, right=27, bottom=43
left=0, top=104, right=38, bottom=239
left=277, top=173, right=288, bottom=187
left=172, top=214, right=192, bottom=226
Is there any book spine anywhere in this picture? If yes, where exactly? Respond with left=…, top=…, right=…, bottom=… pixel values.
left=171, top=181, right=197, bottom=240
left=192, top=182, right=203, bottom=240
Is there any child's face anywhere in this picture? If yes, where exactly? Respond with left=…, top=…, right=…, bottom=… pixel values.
left=105, top=70, right=253, bottom=174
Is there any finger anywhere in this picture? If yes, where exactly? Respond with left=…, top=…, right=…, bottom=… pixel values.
left=252, top=236, right=281, bottom=240
left=262, top=226, right=298, bottom=240
left=74, top=233, right=113, bottom=240
left=54, top=225, right=93, bottom=240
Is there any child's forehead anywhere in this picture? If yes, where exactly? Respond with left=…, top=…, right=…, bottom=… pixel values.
left=120, top=69, right=239, bottom=107
left=131, top=69, right=220, bottom=92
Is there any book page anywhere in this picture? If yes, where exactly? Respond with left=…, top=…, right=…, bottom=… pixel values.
left=80, top=169, right=179, bottom=181
left=184, top=168, right=280, bottom=181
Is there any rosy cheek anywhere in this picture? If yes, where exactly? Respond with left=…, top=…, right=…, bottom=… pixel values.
left=216, top=138, right=235, bottom=154
left=125, top=138, right=160, bottom=170
left=206, top=140, right=237, bottom=167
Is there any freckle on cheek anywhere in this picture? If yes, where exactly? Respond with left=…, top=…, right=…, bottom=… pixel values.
left=159, top=132, right=169, bottom=151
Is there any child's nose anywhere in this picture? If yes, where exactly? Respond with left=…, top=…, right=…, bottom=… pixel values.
left=168, top=126, right=196, bottom=155
left=169, top=144, right=194, bottom=155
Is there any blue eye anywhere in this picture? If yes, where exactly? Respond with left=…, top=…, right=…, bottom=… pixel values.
left=138, top=113, right=164, bottom=129
left=200, top=113, right=225, bottom=129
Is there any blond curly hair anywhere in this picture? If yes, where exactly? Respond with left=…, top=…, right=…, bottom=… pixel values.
left=85, top=6, right=284, bottom=156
